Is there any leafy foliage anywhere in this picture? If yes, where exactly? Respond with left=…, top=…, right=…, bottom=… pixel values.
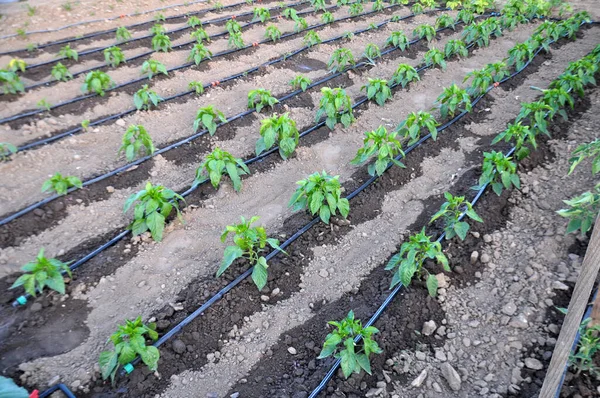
left=256, top=113, right=299, bottom=160
left=361, top=78, right=391, bottom=106
left=385, top=228, right=449, bottom=296
left=397, top=111, right=439, bottom=145
left=290, top=74, right=311, bottom=91
left=411, top=2, right=424, bottom=14
left=282, top=7, right=298, bottom=19
left=265, top=25, right=282, bottom=42
left=568, top=317, right=600, bottom=377
left=385, top=31, right=410, bottom=51
left=492, top=121, right=536, bottom=160
left=98, top=317, right=159, bottom=384
left=104, top=46, right=125, bottom=67
left=372, top=0, right=385, bottom=11
left=311, top=0, right=327, bottom=11
left=391, top=63, right=420, bottom=88
left=116, top=26, right=132, bottom=42
left=327, top=48, right=355, bottom=72
left=191, top=27, right=210, bottom=42
left=187, top=15, right=202, bottom=28
left=476, top=151, right=520, bottom=195
left=351, top=126, right=405, bottom=176
left=289, top=171, right=350, bottom=224
left=37, top=99, right=52, bottom=111
left=51, top=62, right=73, bottom=81
left=7, top=58, right=26, bottom=72
left=569, top=139, right=600, bottom=175
left=303, top=30, right=322, bottom=47
left=435, top=83, right=472, bottom=118
left=557, top=184, right=600, bottom=236
left=0, top=142, right=17, bottom=160
left=363, top=43, right=381, bottom=64
left=413, top=24, right=436, bottom=42
left=321, top=11, right=335, bottom=23
left=455, top=8, right=474, bottom=25
left=228, top=31, right=245, bottom=49
left=463, top=61, right=509, bottom=95
left=133, top=85, right=163, bottom=110
left=150, top=24, right=165, bottom=35
left=194, top=105, right=227, bottom=135
left=188, top=43, right=212, bottom=65
left=423, top=48, right=446, bottom=69
left=189, top=80, right=205, bottom=94
left=195, top=147, right=250, bottom=191
left=42, top=173, right=82, bottom=195
left=253, top=6, right=270, bottom=22
left=444, top=39, right=468, bottom=58
left=294, top=17, right=308, bottom=32
left=119, top=124, right=155, bottom=161
left=10, top=248, right=72, bottom=297
left=248, top=88, right=278, bottom=112
left=318, top=311, right=382, bottom=378
left=435, top=14, right=455, bottom=30
left=316, top=87, right=355, bottom=130
left=217, top=216, right=283, bottom=290
left=141, top=59, right=168, bottom=79
left=151, top=33, right=172, bottom=52
left=124, top=182, right=183, bottom=241
left=59, top=44, right=78, bottom=61
left=82, top=70, right=113, bottom=95
left=430, top=192, right=482, bottom=240
left=507, top=41, right=536, bottom=70
left=349, top=2, right=364, bottom=16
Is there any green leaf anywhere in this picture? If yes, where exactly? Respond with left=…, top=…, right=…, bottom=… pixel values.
left=453, top=221, right=470, bottom=241
left=99, top=351, right=119, bottom=381
left=320, top=205, right=331, bottom=224
left=226, top=162, right=242, bottom=192
left=217, top=246, right=244, bottom=276
left=426, top=274, right=438, bottom=297
left=118, top=344, right=137, bottom=364
left=252, top=257, right=269, bottom=290
left=318, top=334, right=342, bottom=358
left=337, top=198, right=350, bottom=218
left=356, top=353, right=372, bottom=374
left=146, top=211, right=165, bottom=241
left=45, top=274, right=66, bottom=294
left=140, top=345, right=160, bottom=371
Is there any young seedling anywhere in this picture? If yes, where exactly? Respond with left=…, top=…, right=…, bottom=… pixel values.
left=133, top=85, right=163, bottom=111
left=290, top=74, right=311, bottom=91
left=321, top=11, right=334, bottom=24
left=188, top=43, right=212, bottom=65
left=385, top=228, right=449, bottom=296
left=492, top=121, right=536, bottom=160
left=507, top=42, right=536, bottom=71
left=361, top=78, right=392, bottom=106
left=343, top=31, right=355, bottom=41
left=455, top=8, right=474, bottom=25
left=397, top=111, right=439, bottom=145
left=557, top=184, right=600, bottom=236
left=461, top=21, right=492, bottom=48
left=81, top=120, right=90, bottom=131
left=141, top=59, right=168, bottom=79
left=311, top=0, right=327, bottom=11
left=568, top=317, right=600, bottom=377
left=476, top=151, right=520, bottom=196
left=41, top=173, right=81, bottom=196
left=351, top=126, right=405, bottom=176
left=337, top=0, right=350, bottom=5
left=411, top=2, right=424, bottom=14
left=189, top=80, right=205, bottom=94
left=516, top=101, right=552, bottom=137
left=289, top=171, right=350, bottom=224
left=37, top=99, right=52, bottom=111
left=435, top=14, right=455, bottom=30
left=423, top=48, right=446, bottom=69
left=444, top=39, right=468, bottom=59
left=294, top=17, right=308, bottom=32
left=0, top=142, right=17, bottom=160
left=500, top=13, right=528, bottom=31
left=150, top=24, right=165, bottom=35
left=152, top=33, right=172, bottom=52
left=318, top=311, right=383, bottom=378
left=303, top=30, right=321, bottom=47
left=564, top=58, right=598, bottom=89
left=349, top=3, right=364, bottom=16
left=413, top=24, right=436, bottom=42
left=195, top=148, right=250, bottom=191
left=10, top=248, right=72, bottom=297
left=187, top=15, right=202, bottom=28
left=253, top=7, right=270, bottom=22
left=124, top=182, right=183, bottom=241
left=434, top=83, right=472, bottom=118
left=226, top=19, right=242, bottom=35
left=430, top=192, right=482, bottom=240
left=316, top=87, right=355, bottom=130
left=217, top=216, right=284, bottom=290
left=363, top=43, right=381, bottom=64
left=256, top=113, right=299, bottom=159
left=282, top=7, right=298, bottom=20
left=191, top=27, right=210, bottom=42
left=59, top=44, right=78, bottom=61
left=194, top=105, right=227, bottom=135
left=7, top=58, right=26, bottom=72
left=391, top=63, right=420, bottom=88
left=265, top=25, right=282, bottom=42
left=154, top=12, right=166, bottom=22
left=463, top=69, right=493, bottom=96
left=569, top=139, right=600, bottom=175
left=385, top=31, right=410, bottom=51
left=116, top=26, right=132, bottom=42
left=98, top=317, right=159, bottom=384
left=228, top=31, right=245, bottom=49
left=82, top=70, right=113, bottom=95
left=248, top=88, right=278, bottom=112
left=372, top=0, right=385, bottom=11
left=327, top=48, right=355, bottom=72
left=118, top=124, right=155, bottom=161
left=51, top=62, right=73, bottom=81
left=104, top=46, right=126, bottom=67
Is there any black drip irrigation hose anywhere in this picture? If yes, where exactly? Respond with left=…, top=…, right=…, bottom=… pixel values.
left=38, top=383, right=77, bottom=398
left=116, top=27, right=554, bottom=373
left=10, top=7, right=459, bottom=306
left=0, top=1, right=405, bottom=125
left=1, top=6, right=450, bottom=228
left=554, top=288, right=599, bottom=398
left=19, top=0, right=313, bottom=74
left=0, top=0, right=266, bottom=55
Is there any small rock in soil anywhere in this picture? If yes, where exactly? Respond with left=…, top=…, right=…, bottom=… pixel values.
left=501, top=302, right=517, bottom=316
left=552, top=281, right=569, bottom=291
left=172, top=339, right=186, bottom=354
left=422, top=320, right=437, bottom=336
left=287, top=347, right=297, bottom=355
left=470, top=251, right=479, bottom=264
left=440, top=362, right=462, bottom=391
left=30, top=302, right=43, bottom=312
left=411, top=369, right=428, bottom=387
left=524, top=357, right=543, bottom=370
